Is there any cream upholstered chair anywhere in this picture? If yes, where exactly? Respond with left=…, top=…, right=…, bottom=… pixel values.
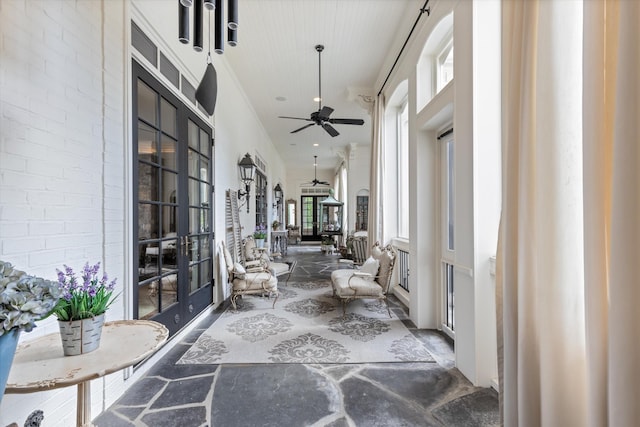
left=221, top=241, right=278, bottom=309
left=330, top=242, right=397, bottom=317
left=243, top=236, right=294, bottom=283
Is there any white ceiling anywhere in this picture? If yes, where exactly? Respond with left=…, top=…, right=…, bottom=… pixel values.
left=223, top=0, right=422, bottom=174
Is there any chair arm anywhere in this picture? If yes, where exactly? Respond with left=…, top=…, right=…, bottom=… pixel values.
left=347, top=272, right=372, bottom=292
left=347, top=272, right=385, bottom=293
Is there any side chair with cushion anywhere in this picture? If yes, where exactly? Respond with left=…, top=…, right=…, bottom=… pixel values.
left=243, top=236, right=294, bottom=283
left=330, top=241, right=397, bottom=317
left=221, top=240, right=278, bottom=310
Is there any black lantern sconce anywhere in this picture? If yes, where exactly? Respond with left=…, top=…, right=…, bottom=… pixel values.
left=272, top=183, right=283, bottom=208
left=237, top=153, right=256, bottom=213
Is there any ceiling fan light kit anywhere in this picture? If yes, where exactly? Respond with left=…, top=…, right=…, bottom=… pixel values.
left=278, top=44, right=365, bottom=137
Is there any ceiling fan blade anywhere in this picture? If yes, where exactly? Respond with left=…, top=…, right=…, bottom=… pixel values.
left=291, top=123, right=315, bottom=133
left=279, top=116, right=312, bottom=121
left=328, top=118, right=365, bottom=125
left=317, top=106, right=334, bottom=121
left=322, top=123, right=339, bottom=137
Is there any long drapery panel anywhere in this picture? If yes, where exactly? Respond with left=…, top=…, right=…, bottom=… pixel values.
left=368, top=95, right=385, bottom=250
left=498, top=0, right=639, bottom=425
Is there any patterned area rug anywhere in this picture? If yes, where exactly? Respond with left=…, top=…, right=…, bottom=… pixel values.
left=177, top=280, right=435, bottom=364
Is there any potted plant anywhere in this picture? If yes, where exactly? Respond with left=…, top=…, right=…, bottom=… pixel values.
left=0, top=261, right=60, bottom=403
left=272, top=220, right=280, bottom=231
left=253, top=225, right=267, bottom=248
left=52, top=262, right=117, bottom=356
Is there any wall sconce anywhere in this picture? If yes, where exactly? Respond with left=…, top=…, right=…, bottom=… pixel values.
left=237, top=153, right=257, bottom=213
left=273, top=183, right=283, bottom=208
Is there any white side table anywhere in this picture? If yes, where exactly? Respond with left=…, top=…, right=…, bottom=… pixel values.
left=6, top=320, right=168, bottom=427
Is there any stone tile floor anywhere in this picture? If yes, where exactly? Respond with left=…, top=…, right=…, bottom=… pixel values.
left=94, top=245, right=499, bottom=427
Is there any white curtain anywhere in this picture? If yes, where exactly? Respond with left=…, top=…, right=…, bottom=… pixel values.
left=497, top=0, right=640, bottom=425
left=340, top=164, right=348, bottom=235
left=368, top=94, right=385, bottom=247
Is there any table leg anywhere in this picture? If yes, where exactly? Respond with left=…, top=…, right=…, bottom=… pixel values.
left=76, top=381, right=94, bottom=427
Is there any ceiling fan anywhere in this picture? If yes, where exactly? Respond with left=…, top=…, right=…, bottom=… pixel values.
left=279, top=44, right=364, bottom=137
left=303, top=156, right=330, bottom=186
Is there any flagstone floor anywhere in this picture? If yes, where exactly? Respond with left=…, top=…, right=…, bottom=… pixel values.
left=94, top=245, right=499, bottom=427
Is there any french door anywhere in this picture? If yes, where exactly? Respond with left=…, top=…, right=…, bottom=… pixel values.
left=133, top=61, right=214, bottom=336
left=300, top=195, right=323, bottom=241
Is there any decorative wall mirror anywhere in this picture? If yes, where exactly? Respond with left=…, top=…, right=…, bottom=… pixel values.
left=285, top=199, right=296, bottom=227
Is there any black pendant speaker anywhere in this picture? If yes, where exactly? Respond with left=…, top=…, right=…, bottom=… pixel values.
left=196, top=63, right=218, bottom=115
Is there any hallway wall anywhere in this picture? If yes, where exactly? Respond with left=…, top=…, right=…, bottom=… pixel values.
left=0, top=1, right=128, bottom=424
left=0, top=0, right=286, bottom=424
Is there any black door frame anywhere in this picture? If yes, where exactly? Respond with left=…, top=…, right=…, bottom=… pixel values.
left=132, top=60, right=214, bottom=336
left=300, top=195, right=324, bottom=241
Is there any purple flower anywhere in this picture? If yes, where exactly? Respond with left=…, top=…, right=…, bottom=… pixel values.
left=52, top=261, right=118, bottom=321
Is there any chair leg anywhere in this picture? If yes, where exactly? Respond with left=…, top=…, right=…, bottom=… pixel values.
left=271, top=291, right=279, bottom=309
left=231, top=294, right=238, bottom=310
left=383, top=297, right=391, bottom=318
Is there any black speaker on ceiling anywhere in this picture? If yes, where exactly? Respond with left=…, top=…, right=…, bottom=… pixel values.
left=195, top=63, right=218, bottom=116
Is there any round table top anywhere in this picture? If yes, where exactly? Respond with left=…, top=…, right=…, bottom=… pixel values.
left=6, top=320, right=168, bottom=393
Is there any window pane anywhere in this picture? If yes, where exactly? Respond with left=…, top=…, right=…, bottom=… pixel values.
left=160, top=274, right=178, bottom=310
left=201, top=237, right=210, bottom=259
left=162, top=205, right=177, bottom=237
left=161, top=135, right=176, bottom=170
left=189, top=177, right=199, bottom=206
left=162, top=170, right=178, bottom=203
left=189, top=207, right=200, bottom=234
left=138, top=203, right=159, bottom=240
left=200, top=182, right=209, bottom=208
left=200, top=129, right=210, bottom=157
left=188, top=149, right=198, bottom=178
left=200, top=261, right=211, bottom=289
left=188, top=120, right=199, bottom=149
left=189, top=264, right=199, bottom=292
left=138, top=281, right=158, bottom=320
left=161, top=239, right=177, bottom=268
left=160, top=98, right=177, bottom=137
left=138, top=163, right=158, bottom=202
left=138, top=122, right=158, bottom=163
left=137, top=80, right=157, bottom=125
left=200, top=155, right=210, bottom=180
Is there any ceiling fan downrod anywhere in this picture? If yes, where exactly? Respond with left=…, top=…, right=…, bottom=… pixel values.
left=316, top=44, right=324, bottom=111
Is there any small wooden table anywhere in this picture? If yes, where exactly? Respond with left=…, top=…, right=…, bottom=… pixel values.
left=5, top=320, right=168, bottom=427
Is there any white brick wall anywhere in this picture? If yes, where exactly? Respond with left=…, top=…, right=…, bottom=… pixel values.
left=0, top=1, right=127, bottom=425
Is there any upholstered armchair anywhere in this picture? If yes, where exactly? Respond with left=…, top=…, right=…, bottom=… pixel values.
left=243, top=236, right=294, bottom=283
left=330, top=242, right=397, bottom=317
left=221, top=241, right=278, bottom=309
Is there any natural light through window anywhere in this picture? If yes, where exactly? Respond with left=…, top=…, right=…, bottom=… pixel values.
left=437, top=40, right=454, bottom=92
left=398, top=101, right=409, bottom=238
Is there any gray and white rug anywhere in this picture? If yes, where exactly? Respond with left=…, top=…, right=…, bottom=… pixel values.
left=177, top=280, right=435, bottom=364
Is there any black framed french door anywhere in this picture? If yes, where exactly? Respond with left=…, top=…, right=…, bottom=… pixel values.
left=132, top=60, right=214, bottom=336
left=300, top=195, right=324, bottom=241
